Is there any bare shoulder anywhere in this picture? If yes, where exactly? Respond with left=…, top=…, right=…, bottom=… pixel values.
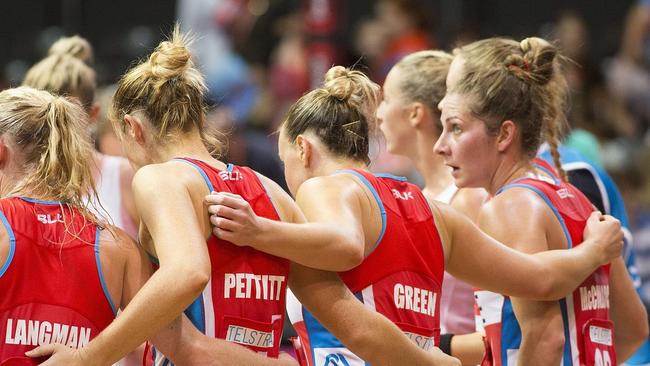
left=478, top=187, right=556, bottom=252
left=0, top=218, right=8, bottom=267
left=479, top=187, right=550, bottom=224
left=254, top=172, right=303, bottom=223
left=98, top=225, right=140, bottom=258
left=451, top=188, right=487, bottom=222
left=296, top=173, right=367, bottom=201
left=132, top=161, right=208, bottom=197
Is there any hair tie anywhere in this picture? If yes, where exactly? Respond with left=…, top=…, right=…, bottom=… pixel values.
left=522, top=60, right=530, bottom=72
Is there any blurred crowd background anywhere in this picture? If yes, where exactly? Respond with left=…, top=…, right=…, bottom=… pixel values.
left=2, top=0, right=650, bottom=306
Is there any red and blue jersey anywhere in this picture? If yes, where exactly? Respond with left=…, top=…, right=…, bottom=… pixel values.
left=476, top=176, right=615, bottom=366
left=150, top=158, right=290, bottom=366
left=0, top=197, right=115, bottom=366
left=538, top=145, right=650, bottom=366
left=288, top=169, right=445, bottom=366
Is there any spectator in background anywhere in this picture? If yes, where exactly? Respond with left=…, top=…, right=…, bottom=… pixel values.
left=178, top=0, right=259, bottom=124
left=605, top=3, right=650, bottom=138
left=553, top=12, right=636, bottom=166
left=374, top=0, right=435, bottom=82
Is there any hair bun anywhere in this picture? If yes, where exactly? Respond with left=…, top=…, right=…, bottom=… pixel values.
left=323, top=66, right=356, bottom=101
left=48, top=35, right=94, bottom=64
left=148, top=25, right=193, bottom=79
left=518, top=37, right=558, bottom=85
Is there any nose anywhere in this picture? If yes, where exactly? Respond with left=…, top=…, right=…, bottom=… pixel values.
left=433, top=132, right=448, bottom=156
left=437, top=96, right=446, bottom=114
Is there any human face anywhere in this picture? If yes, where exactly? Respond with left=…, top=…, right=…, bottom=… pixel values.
left=278, top=127, right=310, bottom=197
left=434, top=92, right=498, bottom=189
left=376, top=67, right=413, bottom=156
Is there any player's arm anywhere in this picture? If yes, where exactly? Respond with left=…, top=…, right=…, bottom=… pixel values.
left=478, top=190, right=565, bottom=364
left=609, top=256, right=649, bottom=362
left=149, top=315, right=297, bottom=366
left=206, top=174, right=369, bottom=272
left=289, top=264, right=460, bottom=366
left=447, top=333, right=485, bottom=365
left=433, top=192, right=623, bottom=301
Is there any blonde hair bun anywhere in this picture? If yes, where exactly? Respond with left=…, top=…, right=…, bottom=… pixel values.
left=48, top=35, right=94, bottom=64
left=148, top=25, right=193, bottom=80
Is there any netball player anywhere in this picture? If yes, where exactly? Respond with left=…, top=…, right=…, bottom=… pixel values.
left=375, top=49, right=485, bottom=347
left=0, top=87, right=148, bottom=365
left=435, top=37, right=648, bottom=365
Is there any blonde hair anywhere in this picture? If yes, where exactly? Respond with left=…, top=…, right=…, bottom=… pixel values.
left=394, top=50, right=453, bottom=116
left=48, top=35, right=94, bottom=65
left=282, top=66, right=380, bottom=164
left=456, top=37, right=569, bottom=180
left=110, top=25, right=222, bottom=156
left=0, top=87, right=99, bottom=217
left=23, top=35, right=96, bottom=109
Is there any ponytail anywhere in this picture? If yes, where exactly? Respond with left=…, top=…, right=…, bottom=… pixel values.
left=0, top=87, right=99, bottom=215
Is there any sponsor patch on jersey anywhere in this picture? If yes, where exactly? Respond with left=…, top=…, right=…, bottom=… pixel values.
left=589, top=325, right=613, bottom=346
left=403, top=331, right=435, bottom=351
left=225, top=324, right=274, bottom=348
left=313, top=348, right=364, bottom=366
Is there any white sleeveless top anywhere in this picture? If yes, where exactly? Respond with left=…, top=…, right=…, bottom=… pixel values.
left=436, top=184, right=477, bottom=334
left=90, top=155, right=138, bottom=239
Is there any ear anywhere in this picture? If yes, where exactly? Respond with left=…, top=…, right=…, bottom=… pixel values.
left=0, top=137, right=9, bottom=169
left=496, top=120, right=517, bottom=152
left=87, top=102, right=101, bottom=122
left=295, top=134, right=312, bottom=168
left=408, top=102, right=426, bottom=128
left=123, top=114, right=146, bottom=146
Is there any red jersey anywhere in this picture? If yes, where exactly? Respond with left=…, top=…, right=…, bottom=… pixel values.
left=150, top=159, right=289, bottom=366
left=288, top=169, right=444, bottom=366
left=476, top=177, right=614, bottom=366
left=0, top=197, right=115, bottom=366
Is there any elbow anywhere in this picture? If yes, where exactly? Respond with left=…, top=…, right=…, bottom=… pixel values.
left=335, top=239, right=365, bottom=271
left=176, top=264, right=210, bottom=298
left=188, top=268, right=211, bottom=295
left=343, top=328, right=376, bottom=360
left=534, top=279, right=559, bottom=301
left=546, top=334, right=566, bottom=358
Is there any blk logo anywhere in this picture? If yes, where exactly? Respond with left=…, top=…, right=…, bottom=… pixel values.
left=392, top=189, right=414, bottom=200
left=219, top=170, right=243, bottom=181
left=36, top=214, right=63, bottom=224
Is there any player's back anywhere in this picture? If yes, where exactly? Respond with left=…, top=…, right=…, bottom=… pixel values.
left=288, top=169, right=445, bottom=366
left=148, top=158, right=289, bottom=366
left=0, top=197, right=116, bottom=365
